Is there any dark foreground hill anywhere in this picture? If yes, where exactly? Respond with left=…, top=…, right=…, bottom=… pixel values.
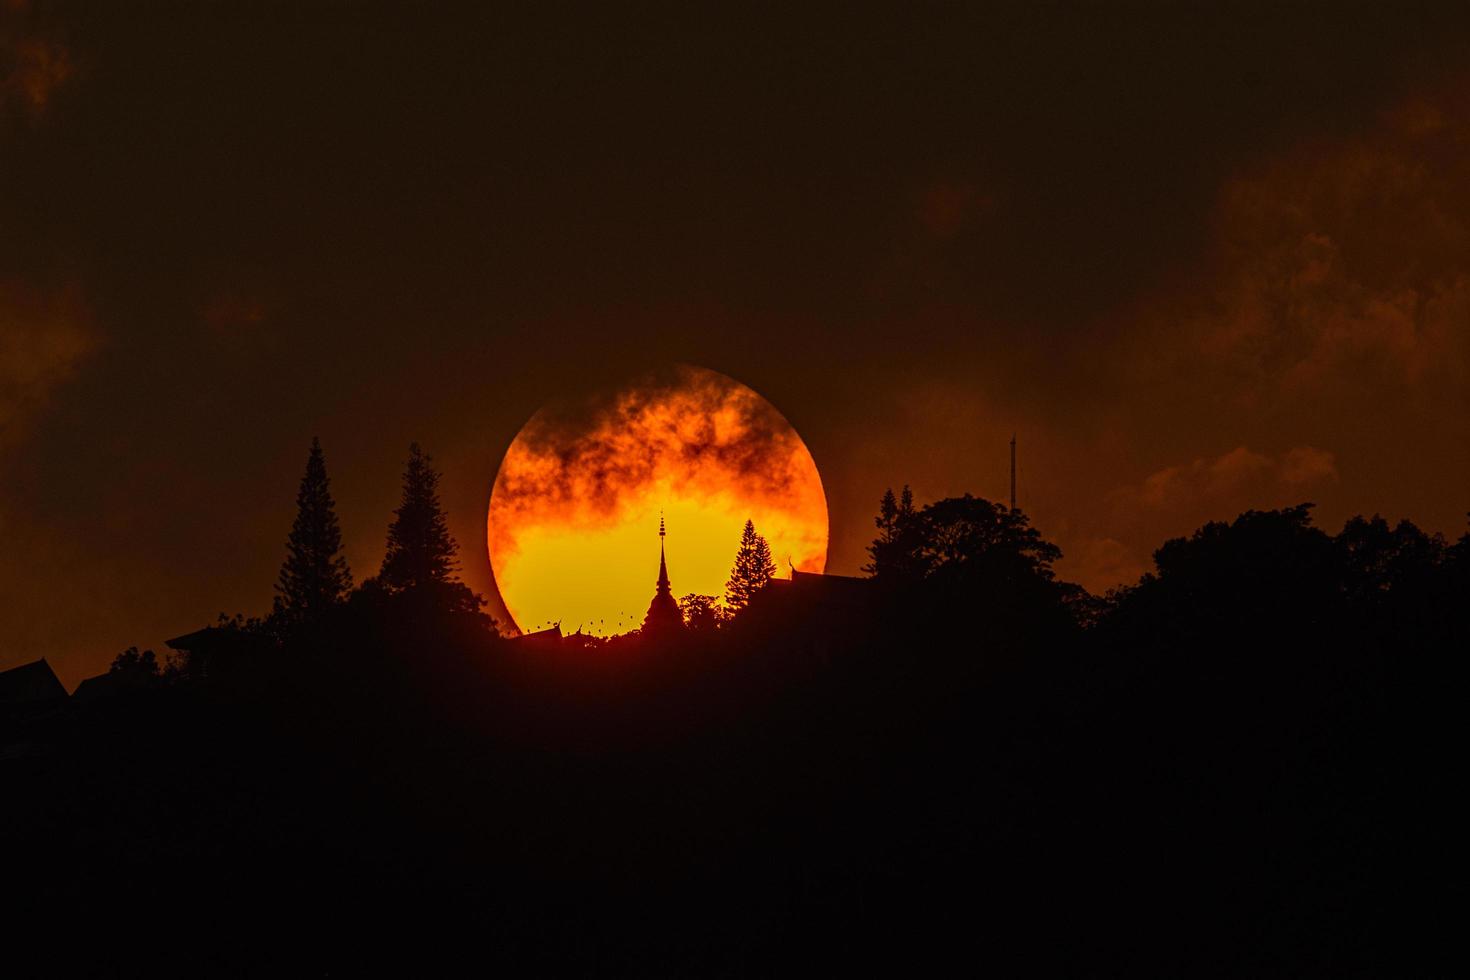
left=3, top=506, right=1463, bottom=976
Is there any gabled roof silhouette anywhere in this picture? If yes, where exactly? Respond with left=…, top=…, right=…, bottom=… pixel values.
left=72, top=669, right=156, bottom=703
left=165, top=628, right=222, bottom=650
left=163, top=627, right=271, bottom=680
left=737, top=570, right=880, bottom=662
left=788, top=569, right=871, bottom=589
left=165, top=627, right=268, bottom=654
left=510, top=624, right=563, bottom=648
left=71, top=673, right=119, bottom=702
left=764, top=569, right=874, bottom=606
left=0, top=659, right=68, bottom=706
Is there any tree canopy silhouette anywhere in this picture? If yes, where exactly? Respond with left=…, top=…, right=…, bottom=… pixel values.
left=866, top=492, right=1062, bottom=589
left=860, top=490, right=1080, bottom=639
left=272, top=437, right=352, bottom=628
left=913, top=495, right=1060, bottom=586
left=678, top=593, right=725, bottom=632
left=1123, top=504, right=1337, bottom=631
left=725, top=519, right=776, bottom=614
left=109, top=646, right=159, bottom=677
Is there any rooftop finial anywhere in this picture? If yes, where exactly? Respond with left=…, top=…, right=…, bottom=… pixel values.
left=659, top=510, right=666, bottom=537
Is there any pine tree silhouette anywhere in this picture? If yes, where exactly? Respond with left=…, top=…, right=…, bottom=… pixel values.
left=379, top=442, right=459, bottom=593
left=272, top=437, right=353, bottom=626
left=725, top=519, right=777, bottom=614
left=864, top=484, right=920, bottom=579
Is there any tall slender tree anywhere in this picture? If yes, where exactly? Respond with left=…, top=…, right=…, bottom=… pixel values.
left=865, top=484, right=921, bottom=580
left=273, top=437, right=353, bottom=626
left=725, top=519, right=777, bottom=614
left=379, top=442, right=459, bottom=593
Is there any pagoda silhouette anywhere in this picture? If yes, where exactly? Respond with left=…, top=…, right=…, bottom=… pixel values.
left=640, top=514, right=684, bottom=634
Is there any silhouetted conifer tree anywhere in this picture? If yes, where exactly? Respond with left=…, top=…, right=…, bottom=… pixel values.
left=725, top=519, right=776, bottom=614
left=864, top=484, right=922, bottom=580
left=379, top=442, right=459, bottom=593
left=272, top=437, right=353, bottom=626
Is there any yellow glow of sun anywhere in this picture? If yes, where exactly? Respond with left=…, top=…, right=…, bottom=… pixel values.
left=487, top=365, right=828, bottom=635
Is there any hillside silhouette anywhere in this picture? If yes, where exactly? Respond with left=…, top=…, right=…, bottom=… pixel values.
left=2, top=446, right=1464, bottom=975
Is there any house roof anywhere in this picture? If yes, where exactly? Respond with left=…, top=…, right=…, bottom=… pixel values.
left=165, top=628, right=217, bottom=650
left=789, top=569, right=871, bottom=590
left=165, top=627, right=266, bottom=652
left=72, top=669, right=155, bottom=702
left=510, top=624, right=563, bottom=647
left=0, top=659, right=68, bottom=706
left=71, top=673, right=116, bottom=702
left=767, top=570, right=874, bottom=604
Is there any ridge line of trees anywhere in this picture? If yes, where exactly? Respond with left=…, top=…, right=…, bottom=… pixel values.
left=130, top=436, right=1468, bottom=666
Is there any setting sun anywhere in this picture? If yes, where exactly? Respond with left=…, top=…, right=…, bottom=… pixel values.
left=487, top=365, right=828, bottom=635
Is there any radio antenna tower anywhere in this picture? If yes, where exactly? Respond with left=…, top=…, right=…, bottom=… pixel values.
left=1009, top=434, right=1017, bottom=512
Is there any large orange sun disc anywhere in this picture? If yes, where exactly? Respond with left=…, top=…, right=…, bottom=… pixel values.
left=487, top=365, right=828, bottom=635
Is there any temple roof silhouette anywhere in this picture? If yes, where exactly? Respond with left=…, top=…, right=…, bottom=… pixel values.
left=641, top=514, right=684, bottom=634
left=510, top=624, right=564, bottom=649
left=763, top=569, right=873, bottom=608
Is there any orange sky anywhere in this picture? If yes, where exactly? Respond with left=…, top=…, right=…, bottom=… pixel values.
left=2, top=5, right=1468, bottom=685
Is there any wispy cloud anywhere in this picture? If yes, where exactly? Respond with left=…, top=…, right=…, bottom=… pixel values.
left=1131, top=77, right=1470, bottom=410
left=0, top=282, right=96, bottom=447
left=1, top=5, right=74, bottom=119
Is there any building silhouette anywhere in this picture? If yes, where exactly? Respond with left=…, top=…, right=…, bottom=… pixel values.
left=0, top=658, right=68, bottom=724
left=510, top=623, right=564, bottom=648
left=641, top=515, right=684, bottom=635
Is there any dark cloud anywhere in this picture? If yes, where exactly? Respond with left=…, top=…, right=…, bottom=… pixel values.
left=491, top=365, right=815, bottom=547
left=1024, top=75, right=1470, bottom=592
left=1054, top=447, right=1339, bottom=594
left=0, top=2, right=72, bottom=118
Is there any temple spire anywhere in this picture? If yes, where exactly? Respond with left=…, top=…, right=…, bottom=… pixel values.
left=642, top=511, right=682, bottom=634
left=656, top=512, right=671, bottom=593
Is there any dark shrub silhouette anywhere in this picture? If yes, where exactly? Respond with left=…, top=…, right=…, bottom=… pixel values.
left=108, top=646, right=159, bottom=677
left=678, top=593, right=724, bottom=632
